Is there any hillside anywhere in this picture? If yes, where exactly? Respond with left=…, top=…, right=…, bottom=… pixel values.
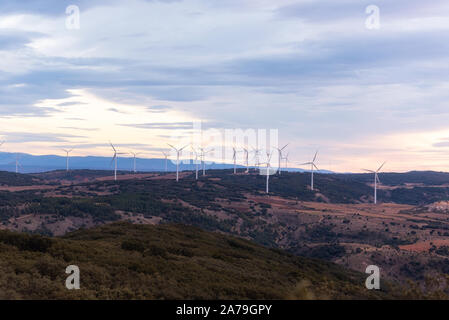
left=0, top=222, right=408, bottom=300
left=2, top=169, right=449, bottom=293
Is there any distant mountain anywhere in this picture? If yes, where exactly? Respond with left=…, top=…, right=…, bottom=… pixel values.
left=0, top=151, right=329, bottom=174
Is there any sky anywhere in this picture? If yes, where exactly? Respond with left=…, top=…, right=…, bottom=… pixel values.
left=1, top=0, right=449, bottom=172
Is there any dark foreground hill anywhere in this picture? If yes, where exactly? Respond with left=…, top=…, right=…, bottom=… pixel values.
left=0, top=222, right=410, bottom=300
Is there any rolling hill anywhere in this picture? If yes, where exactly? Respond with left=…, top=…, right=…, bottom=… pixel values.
left=0, top=222, right=408, bottom=300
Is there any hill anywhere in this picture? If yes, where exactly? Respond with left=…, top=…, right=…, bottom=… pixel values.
left=2, top=169, right=449, bottom=293
left=0, top=222, right=408, bottom=299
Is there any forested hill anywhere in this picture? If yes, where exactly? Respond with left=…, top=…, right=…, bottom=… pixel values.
left=0, top=222, right=409, bottom=299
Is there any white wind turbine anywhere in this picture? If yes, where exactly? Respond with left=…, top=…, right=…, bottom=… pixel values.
left=300, top=150, right=319, bottom=191
left=275, top=143, right=289, bottom=175
left=191, top=147, right=200, bottom=180
left=242, top=147, right=249, bottom=173
left=129, top=151, right=141, bottom=173
left=259, top=151, right=274, bottom=194
left=283, top=152, right=289, bottom=172
left=62, top=149, right=73, bottom=172
left=15, top=154, right=22, bottom=173
left=162, top=151, right=169, bottom=172
left=252, top=147, right=261, bottom=171
left=362, top=162, right=386, bottom=205
left=232, top=146, right=240, bottom=174
left=168, top=143, right=189, bottom=182
left=110, top=142, right=126, bottom=181
left=199, top=147, right=212, bottom=176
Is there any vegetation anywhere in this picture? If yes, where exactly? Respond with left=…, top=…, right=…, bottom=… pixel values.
left=0, top=222, right=409, bottom=299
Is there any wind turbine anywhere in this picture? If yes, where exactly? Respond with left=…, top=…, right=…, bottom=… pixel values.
left=283, top=152, right=289, bottom=172
left=232, top=146, right=240, bottom=174
left=110, top=142, right=126, bottom=181
left=168, top=144, right=189, bottom=182
left=191, top=147, right=200, bottom=180
left=260, top=151, right=274, bottom=194
left=275, top=143, right=289, bottom=175
left=199, top=147, right=211, bottom=176
left=162, top=151, right=169, bottom=172
left=129, top=151, right=141, bottom=173
left=362, top=162, right=386, bottom=205
left=252, top=147, right=261, bottom=171
left=300, top=150, right=319, bottom=191
left=15, top=154, right=22, bottom=173
left=242, top=147, right=249, bottom=173
left=62, top=149, right=73, bottom=172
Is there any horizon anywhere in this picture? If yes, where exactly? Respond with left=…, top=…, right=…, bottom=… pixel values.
left=0, top=149, right=447, bottom=175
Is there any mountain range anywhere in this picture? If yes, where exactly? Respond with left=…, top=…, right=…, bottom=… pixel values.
left=0, top=151, right=332, bottom=174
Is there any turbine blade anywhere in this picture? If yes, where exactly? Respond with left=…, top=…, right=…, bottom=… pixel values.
left=281, top=143, right=289, bottom=150
left=180, top=144, right=190, bottom=151
left=313, top=150, right=318, bottom=162
left=362, top=169, right=376, bottom=173
left=377, top=161, right=386, bottom=173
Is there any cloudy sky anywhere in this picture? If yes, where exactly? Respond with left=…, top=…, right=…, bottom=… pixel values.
left=1, top=0, right=449, bottom=172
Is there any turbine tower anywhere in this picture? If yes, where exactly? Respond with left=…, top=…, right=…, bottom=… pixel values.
left=62, top=149, right=73, bottom=172
left=300, top=150, right=319, bottom=191
left=275, top=143, right=289, bottom=175
left=199, top=147, right=211, bottom=176
left=15, top=154, right=21, bottom=173
left=129, top=152, right=141, bottom=173
left=192, top=147, right=200, bottom=180
left=168, top=144, right=188, bottom=182
left=110, top=142, right=126, bottom=181
left=162, top=151, right=169, bottom=172
left=363, top=162, right=386, bottom=205
left=242, top=147, right=249, bottom=173
left=283, top=152, right=289, bottom=172
left=260, top=151, right=273, bottom=194
left=232, top=147, right=240, bottom=174
left=252, top=147, right=261, bottom=171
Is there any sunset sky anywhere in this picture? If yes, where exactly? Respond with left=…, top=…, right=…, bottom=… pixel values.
left=1, top=0, right=449, bottom=172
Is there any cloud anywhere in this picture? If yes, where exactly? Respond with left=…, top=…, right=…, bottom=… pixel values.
left=119, top=122, right=193, bottom=130
left=0, top=132, right=85, bottom=143
left=58, top=126, right=98, bottom=131
left=0, top=0, right=449, bottom=170
left=57, top=101, right=88, bottom=107
left=146, top=105, right=171, bottom=113
left=107, top=107, right=127, bottom=114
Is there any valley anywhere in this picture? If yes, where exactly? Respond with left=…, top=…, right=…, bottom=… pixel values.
left=1, top=169, right=449, bottom=297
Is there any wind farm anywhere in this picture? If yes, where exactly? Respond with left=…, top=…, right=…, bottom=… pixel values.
left=0, top=138, right=449, bottom=301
